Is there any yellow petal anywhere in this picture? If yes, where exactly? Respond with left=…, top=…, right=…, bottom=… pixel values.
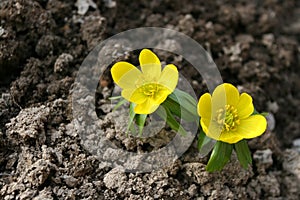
left=121, top=89, right=135, bottom=101
left=201, top=118, right=222, bottom=140
left=197, top=93, right=212, bottom=119
left=134, top=99, right=159, bottom=114
left=139, top=49, right=161, bottom=80
left=111, top=62, right=141, bottom=89
left=152, top=86, right=171, bottom=104
left=219, top=131, right=244, bottom=144
left=236, top=115, right=267, bottom=139
left=237, top=93, right=254, bottom=119
left=212, top=83, right=240, bottom=109
left=128, top=89, right=147, bottom=104
left=200, top=118, right=210, bottom=134
left=158, top=64, right=179, bottom=91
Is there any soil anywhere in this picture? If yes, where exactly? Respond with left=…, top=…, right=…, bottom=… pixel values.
left=0, top=0, right=300, bottom=199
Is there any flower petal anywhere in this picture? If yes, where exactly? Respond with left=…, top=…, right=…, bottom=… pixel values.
left=128, top=89, right=147, bottom=104
left=237, top=93, right=254, bottom=119
left=197, top=93, right=212, bottom=119
left=111, top=61, right=141, bottom=88
left=219, top=131, right=244, bottom=144
left=158, top=64, right=179, bottom=91
left=134, top=99, right=159, bottom=114
left=152, top=86, right=171, bottom=104
left=212, top=83, right=240, bottom=109
left=121, top=89, right=136, bottom=101
left=236, top=115, right=267, bottom=139
left=201, top=118, right=222, bottom=140
left=202, top=117, right=243, bottom=144
left=200, top=117, right=210, bottom=134
left=139, top=49, right=161, bottom=80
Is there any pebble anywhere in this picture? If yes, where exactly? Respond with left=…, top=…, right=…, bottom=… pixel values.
left=262, top=34, right=275, bottom=48
left=292, top=138, right=300, bottom=153
left=253, top=149, right=273, bottom=170
left=54, top=53, right=74, bottom=73
left=266, top=113, right=275, bottom=131
left=267, top=101, right=279, bottom=113
left=75, top=0, right=97, bottom=15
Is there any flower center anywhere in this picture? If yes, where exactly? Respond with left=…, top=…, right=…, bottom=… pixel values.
left=215, top=105, right=240, bottom=131
left=139, top=83, right=159, bottom=97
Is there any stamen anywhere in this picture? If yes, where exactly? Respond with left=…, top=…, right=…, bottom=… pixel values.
left=215, top=105, right=240, bottom=132
left=139, top=83, right=159, bottom=97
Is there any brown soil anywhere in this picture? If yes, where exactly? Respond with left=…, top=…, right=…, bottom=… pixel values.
left=0, top=0, right=300, bottom=199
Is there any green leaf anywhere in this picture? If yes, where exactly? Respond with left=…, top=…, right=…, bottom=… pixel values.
left=206, top=141, right=233, bottom=172
left=112, top=98, right=127, bottom=112
left=161, top=97, right=181, bottom=118
left=164, top=89, right=199, bottom=122
left=173, top=89, right=197, bottom=108
left=171, top=89, right=198, bottom=116
left=260, top=112, right=268, bottom=117
left=126, top=103, right=136, bottom=136
left=109, top=96, right=123, bottom=100
left=136, top=114, right=147, bottom=136
left=252, top=109, right=268, bottom=117
left=197, top=130, right=216, bottom=157
left=234, top=140, right=252, bottom=169
left=252, top=109, right=259, bottom=115
left=156, top=106, right=187, bottom=136
left=198, top=130, right=209, bottom=149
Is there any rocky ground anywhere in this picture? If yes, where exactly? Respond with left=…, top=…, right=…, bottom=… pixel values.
left=0, top=0, right=300, bottom=199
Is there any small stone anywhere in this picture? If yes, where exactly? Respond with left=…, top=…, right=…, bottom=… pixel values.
left=103, top=168, right=127, bottom=189
left=103, top=0, right=116, bottom=8
left=253, top=149, right=273, bottom=172
left=292, top=138, right=300, bottom=152
left=223, top=43, right=242, bottom=62
left=75, top=0, right=97, bottom=15
left=178, top=14, right=195, bottom=35
left=63, top=175, right=78, bottom=187
left=266, top=113, right=276, bottom=131
left=0, top=26, right=5, bottom=37
left=262, top=34, right=275, bottom=48
left=188, top=184, right=198, bottom=197
left=267, top=101, right=279, bottom=113
left=54, top=53, right=74, bottom=73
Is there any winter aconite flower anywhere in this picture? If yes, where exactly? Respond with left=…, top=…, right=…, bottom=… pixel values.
left=111, top=49, right=179, bottom=114
left=197, top=83, right=267, bottom=144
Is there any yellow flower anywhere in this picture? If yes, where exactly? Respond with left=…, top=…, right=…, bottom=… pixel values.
left=197, top=83, right=267, bottom=144
left=111, top=49, right=179, bottom=114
